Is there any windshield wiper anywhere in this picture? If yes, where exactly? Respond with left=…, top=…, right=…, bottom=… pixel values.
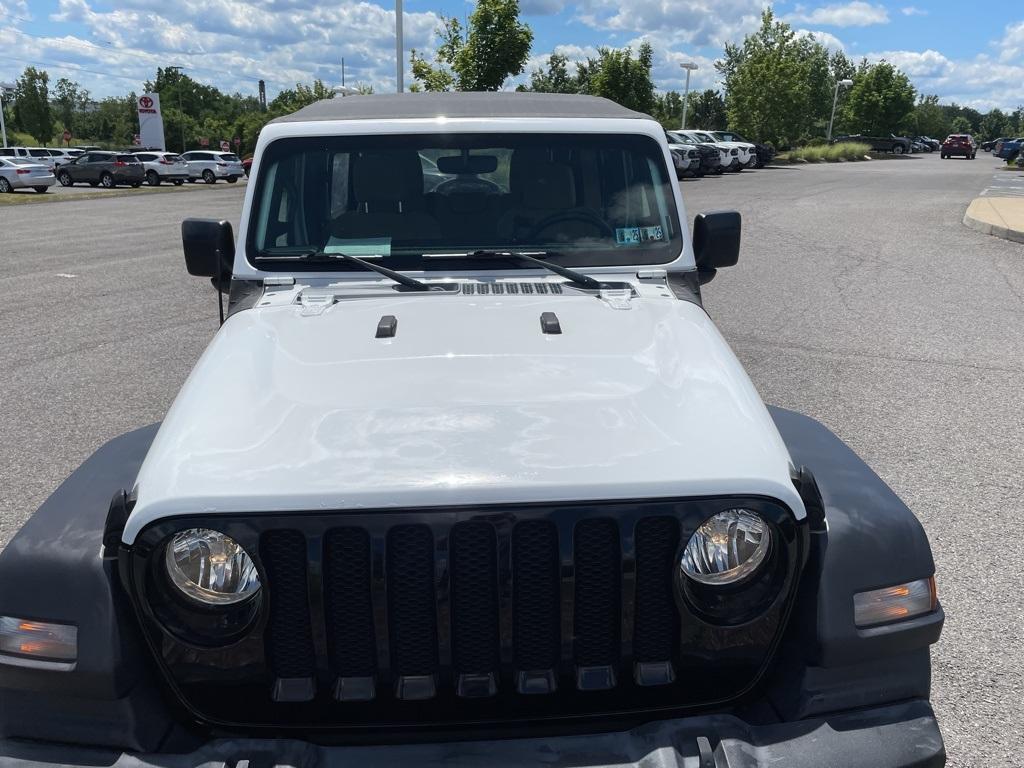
left=254, top=250, right=431, bottom=291
left=427, top=250, right=602, bottom=289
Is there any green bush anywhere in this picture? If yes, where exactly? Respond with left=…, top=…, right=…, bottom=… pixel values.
left=782, top=142, right=871, bottom=162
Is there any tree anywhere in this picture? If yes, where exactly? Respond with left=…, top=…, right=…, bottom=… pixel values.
left=529, top=53, right=576, bottom=94
left=411, top=0, right=532, bottom=92
left=685, top=89, right=727, bottom=130
left=652, top=91, right=683, bottom=129
left=53, top=78, right=90, bottom=137
left=979, top=108, right=1010, bottom=141
left=950, top=116, right=971, bottom=134
left=910, top=94, right=948, bottom=139
left=267, top=80, right=334, bottom=114
left=587, top=43, right=655, bottom=114
left=842, top=61, right=916, bottom=136
left=13, top=66, right=53, bottom=144
left=716, top=10, right=847, bottom=147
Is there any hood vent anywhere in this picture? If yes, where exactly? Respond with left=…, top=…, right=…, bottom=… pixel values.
left=461, top=282, right=564, bottom=296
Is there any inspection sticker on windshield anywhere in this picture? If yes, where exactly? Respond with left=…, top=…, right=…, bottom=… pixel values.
left=324, top=236, right=391, bottom=257
left=616, top=226, right=664, bottom=246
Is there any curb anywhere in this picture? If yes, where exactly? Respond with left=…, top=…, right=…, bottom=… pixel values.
left=962, top=197, right=1024, bottom=244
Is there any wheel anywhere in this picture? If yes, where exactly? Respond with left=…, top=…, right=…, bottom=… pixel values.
left=33, top=186, right=48, bottom=193
left=0, top=177, right=12, bottom=193
left=940, top=153, right=946, bottom=159
left=172, top=179, right=184, bottom=186
left=57, top=171, right=73, bottom=186
left=226, top=176, right=237, bottom=184
left=131, top=182, right=142, bottom=188
left=892, top=144, right=905, bottom=155
left=146, top=170, right=160, bottom=186
left=202, top=169, right=216, bottom=184
left=100, top=173, right=115, bottom=188
left=971, top=153, right=977, bottom=159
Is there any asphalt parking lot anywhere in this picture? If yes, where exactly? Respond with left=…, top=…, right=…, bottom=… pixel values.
left=0, top=151, right=1021, bottom=766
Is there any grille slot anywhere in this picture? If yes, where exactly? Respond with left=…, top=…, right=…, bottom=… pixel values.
left=633, top=517, right=681, bottom=664
left=450, top=522, right=500, bottom=676
left=512, top=520, right=561, bottom=677
left=386, top=525, right=439, bottom=678
left=261, top=530, right=316, bottom=697
left=573, top=519, right=621, bottom=687
left=323, top=528, right=377, bottom=677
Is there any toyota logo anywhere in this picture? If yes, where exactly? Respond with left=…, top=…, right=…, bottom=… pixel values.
left=139, top=96, right=154, bottom=108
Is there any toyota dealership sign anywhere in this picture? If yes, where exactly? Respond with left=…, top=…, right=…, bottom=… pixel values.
left=137, top=93, right=166, bottom=150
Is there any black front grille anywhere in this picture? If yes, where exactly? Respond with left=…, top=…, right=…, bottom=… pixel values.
left=135, top=499, right=801, bottom=730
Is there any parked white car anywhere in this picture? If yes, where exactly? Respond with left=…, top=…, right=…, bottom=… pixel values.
left=707, top=131, right=759, bottom=167
left=133, top=151, right=190, bottom=186
left=180, top=150, right=244, bottom=183
left=0, top=156, right=56, bottom=193
left=673, top=130, right=751, bottom=171
left=0, top=146, right=57, bottom=171
left=46, top=148, right=84, bottom=167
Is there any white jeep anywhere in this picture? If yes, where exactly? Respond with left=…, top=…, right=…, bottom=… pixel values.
left=0, top=93, right=944, bottom=768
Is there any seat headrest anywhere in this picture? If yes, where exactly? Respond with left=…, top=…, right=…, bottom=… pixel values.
left=352, top=152, right=424, bottom=204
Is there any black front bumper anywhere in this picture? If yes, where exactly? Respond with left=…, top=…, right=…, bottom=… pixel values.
left=0, top=699, right=943, bottom=767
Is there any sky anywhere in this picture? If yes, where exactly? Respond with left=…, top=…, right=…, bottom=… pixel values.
left=0, top=0, right=1022, bottom=112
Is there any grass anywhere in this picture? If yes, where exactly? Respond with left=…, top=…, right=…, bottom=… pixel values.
left=777, top=142, right=872, bottom=163
left=0, top=182, right=220, bottom=206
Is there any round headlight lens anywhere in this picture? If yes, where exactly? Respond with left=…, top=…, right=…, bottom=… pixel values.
left=164, top=528, right=260, bottom=605
left=680, top=510, right=771, bottom=586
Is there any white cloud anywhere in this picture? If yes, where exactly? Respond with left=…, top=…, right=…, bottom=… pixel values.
left=0, top=0, right=444, bottom=98
left=862, top=49, right=1024, bottom=111
left=867, top=49, right=952, bottom=77
left=797, top=28, right=846, bottom=52
left=786, top=2, right=889, bottom=27
left=900, top=6, right=927, bottom=15
left=996, top=20, right=1024, bottom=63
left=0, top=0, right=29, bottom=21
left=577, top=0, right=763, bottom=48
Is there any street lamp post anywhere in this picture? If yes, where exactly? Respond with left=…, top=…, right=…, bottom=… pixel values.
left=679, top=62, right=698, bottom=130
left=396, top=0, right=404, bottom=93
left=166, top=66, right=186, bottom=153
left=827, top=78, right=854, bottom=143
left=0, top=82, right=13, bottom=149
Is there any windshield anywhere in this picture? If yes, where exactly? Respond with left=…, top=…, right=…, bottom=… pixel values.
left=693, top=132, right=717, bottom=143
left=248, top=132, right=682, bottom=270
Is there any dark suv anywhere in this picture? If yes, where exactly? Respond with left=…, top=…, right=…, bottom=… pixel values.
left=56, top=152, right=145, bottom=188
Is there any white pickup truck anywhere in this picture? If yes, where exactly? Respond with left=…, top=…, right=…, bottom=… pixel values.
left=0, top=92, right=944, bottom=768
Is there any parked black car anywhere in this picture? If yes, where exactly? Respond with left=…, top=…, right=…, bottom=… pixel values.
left=833, top=134, right=913, bottom=154
left=710, top=130, right=776, bottom=168
left=981, top=137, right=1009, bottom=152
left=56, top=152, right=145, bottom=188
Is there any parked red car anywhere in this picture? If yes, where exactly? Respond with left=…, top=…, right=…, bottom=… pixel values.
left=941, top=134, right=976, bottom=159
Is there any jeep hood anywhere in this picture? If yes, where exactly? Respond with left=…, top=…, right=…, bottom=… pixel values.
left=125, top=290, right=803, bottom=542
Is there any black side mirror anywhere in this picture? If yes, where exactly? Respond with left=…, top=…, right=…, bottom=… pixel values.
left=182, top=218, right=234, bottom=286
left=693, top=211, right=741, bottom=284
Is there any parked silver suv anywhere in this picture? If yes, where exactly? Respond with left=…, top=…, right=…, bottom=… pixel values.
left=180, top=150, right=244, bottom=183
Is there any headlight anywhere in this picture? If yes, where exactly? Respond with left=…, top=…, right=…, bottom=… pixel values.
left=165, top=528, right=261, bottom=605
left=680, top=509, right=771, bottom=586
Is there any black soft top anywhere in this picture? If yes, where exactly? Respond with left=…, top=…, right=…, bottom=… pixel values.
left=270, top=92, right=656, bottom=123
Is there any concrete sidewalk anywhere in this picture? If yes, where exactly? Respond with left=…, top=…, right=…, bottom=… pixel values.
left=963, top=196, right=1024, bottom=243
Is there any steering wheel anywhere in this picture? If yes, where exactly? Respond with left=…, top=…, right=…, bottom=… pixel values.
left=527, top=208, right=615, bottom=240
left=434, top=177, right=503, bottom=196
